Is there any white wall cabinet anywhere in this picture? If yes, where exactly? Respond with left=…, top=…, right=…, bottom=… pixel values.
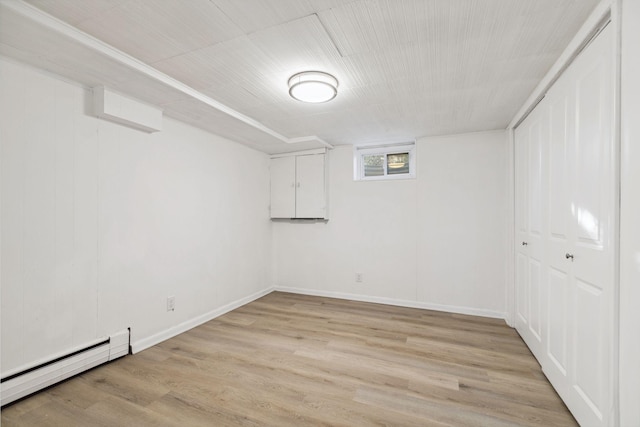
left=270, top=151, right=328, bottom=219
left=514, top=23, right=616, bottom=427
left=270, top=156, right=297, bottom=218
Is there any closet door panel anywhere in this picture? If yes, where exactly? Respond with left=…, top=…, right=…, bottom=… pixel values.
left=528, top=119, right=544, bottom=238
left=516, top=253, right=529, bottom=324
left=514, top=106, right=546, bottom=358
left=528, top=258, right=543, bottom=341
left=514, top=127, right=529, bottom=237
left=514, top=22, right=615, bottom=427
left=548, top=94, right=570, bottom=242
left=513, top=123, right=527, bottom=329
left=547, top=86, right=574, bottom=269
left=514, top=121, right=532, bottom=334
left=574, top=278, right=605, bottom=418
left=545, top=85, right=573, bottom=388
left=547, top=267, right=569, bottom=374
left=568, top=24, right=614, bottom=425
left=574, top=58, right=610, bottom=249
left=526, top=112, right=546, bottom=353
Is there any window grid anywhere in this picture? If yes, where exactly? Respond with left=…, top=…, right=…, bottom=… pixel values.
left=355, top=143, right=415, bottom=181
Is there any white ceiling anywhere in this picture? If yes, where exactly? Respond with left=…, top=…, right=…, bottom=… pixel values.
left=0, top=0, right=600, bottom=153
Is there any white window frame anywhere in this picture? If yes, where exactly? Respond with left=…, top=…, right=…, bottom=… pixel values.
left=353, top=142, right=416, bottom=181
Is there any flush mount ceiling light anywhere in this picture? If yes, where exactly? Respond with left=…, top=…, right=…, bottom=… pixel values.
left=288, top=71, right=338, bottom=103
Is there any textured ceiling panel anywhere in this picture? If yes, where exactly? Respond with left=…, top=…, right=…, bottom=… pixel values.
left=153, top=35, right=281, bottom=101
left=319, top=0, right=421, bottom=57
left=0, top=6, right=148, bottom=86
left=210, top=0, right=351, bottom=34
left=23, top=0, right=127, bottom=24
left=4, top=0, right=603, bottom=153
left=247, top=14, right=343, bottom=78
left=0, top=2, right=299, bottom=153
left=75, top=0, right=244, bottom=63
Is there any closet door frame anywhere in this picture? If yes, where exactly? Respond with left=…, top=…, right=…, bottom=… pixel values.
left=507, top=2, right=620, bottom=425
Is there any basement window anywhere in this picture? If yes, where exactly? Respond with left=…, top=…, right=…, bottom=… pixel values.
left=354, top=142, right=416, bottom=181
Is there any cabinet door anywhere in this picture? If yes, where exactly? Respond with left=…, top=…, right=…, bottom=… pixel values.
left=295, top=154, right=326, bottom=218
left=270, top=156, right=296, bottom=218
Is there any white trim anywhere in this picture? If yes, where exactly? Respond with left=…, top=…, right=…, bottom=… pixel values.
left=610, top=2, right=622, bottom=424
left=130, top=287, right=274, bottom=354
left=505, top=128, right=516, bottom=327
left=288, top=136, right=333, bottom=149
left=274, top=286, right=507, bottom=320
left=354, top=141, right=416, bottom=150
left=0, top=0, right=333, bottom=150
left=617, top=0, right=640, bottom=423
left=270, top=148, right=327, bottom=159
left=508, top=0, right=614, bottom=129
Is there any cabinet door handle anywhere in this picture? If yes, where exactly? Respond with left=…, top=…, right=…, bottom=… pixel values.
left=297, top=182, right=300, bottom=188
left=522, top=242, right=528, bottom=246
left=565, top=253, right=574, bottom=260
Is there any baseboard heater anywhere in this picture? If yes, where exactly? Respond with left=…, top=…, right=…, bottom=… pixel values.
left=1, top=329, right=130, bottom=406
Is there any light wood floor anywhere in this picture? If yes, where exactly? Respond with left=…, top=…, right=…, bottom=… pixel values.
left=1, top=292, right=577, bottom=426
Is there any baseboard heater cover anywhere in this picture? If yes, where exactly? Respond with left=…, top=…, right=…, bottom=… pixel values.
left=1, top=329, right=130, bottom=406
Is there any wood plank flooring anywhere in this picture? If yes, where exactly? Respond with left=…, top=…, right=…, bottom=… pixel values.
left=1, top=292, right=577, bottom=426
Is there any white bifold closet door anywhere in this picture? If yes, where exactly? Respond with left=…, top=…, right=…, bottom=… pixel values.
left=514, top=22, right=616, bottom=427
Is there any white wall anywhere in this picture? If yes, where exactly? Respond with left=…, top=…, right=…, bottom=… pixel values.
left=619, top=0, right=640, bottom=424
left=0, top=58, right=272, bottom=374
left=273, top=130, right=509, bottom=318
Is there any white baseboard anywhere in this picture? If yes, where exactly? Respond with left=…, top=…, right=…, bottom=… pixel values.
left=0, top=287, right=505, bottom=407
left=274, top=286, right=507, bottom=320
left=130, top=287, right=274, bottom=354
left=130, top=284, right=506, bottom=355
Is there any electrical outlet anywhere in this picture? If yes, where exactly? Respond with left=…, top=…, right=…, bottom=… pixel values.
left=355, top=273, right=363, bottom=283
left=167, top=296, right=175, bottom=312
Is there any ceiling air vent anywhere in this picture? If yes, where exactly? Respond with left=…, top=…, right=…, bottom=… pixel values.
left=93, top=86, right=163, bottom=133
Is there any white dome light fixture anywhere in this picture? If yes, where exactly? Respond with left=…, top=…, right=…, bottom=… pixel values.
left=288, top=71, right=338, bottom=103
